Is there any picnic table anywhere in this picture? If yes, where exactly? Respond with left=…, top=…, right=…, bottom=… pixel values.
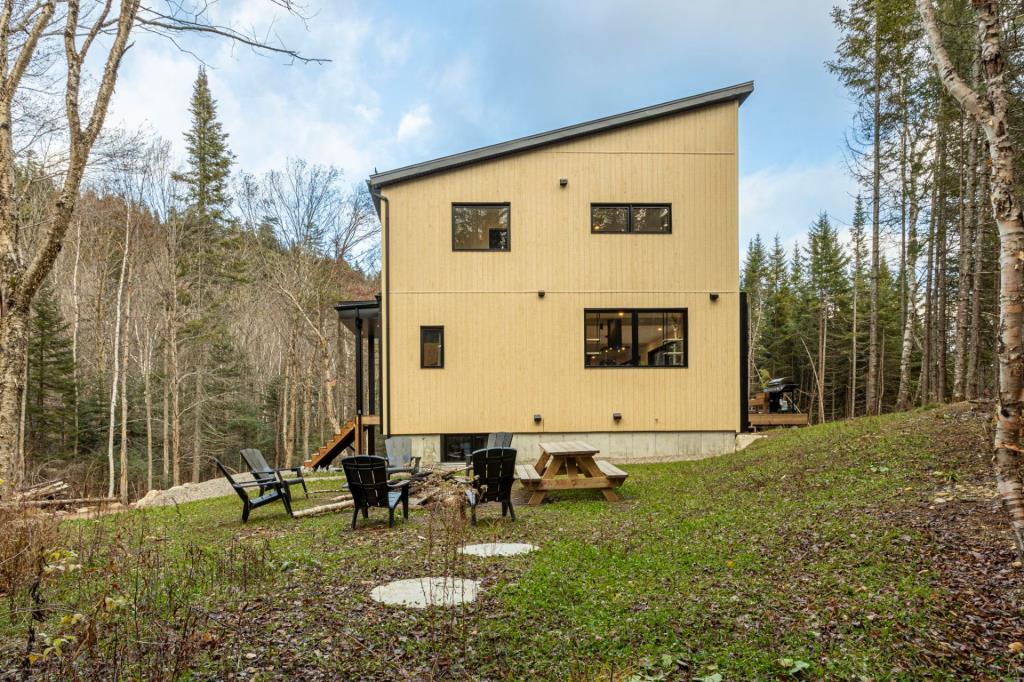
left=515, top=440, right=627, bottom=506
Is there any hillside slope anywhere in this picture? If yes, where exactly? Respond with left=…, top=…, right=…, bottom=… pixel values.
left=3, top=405, right=1023, bottom=680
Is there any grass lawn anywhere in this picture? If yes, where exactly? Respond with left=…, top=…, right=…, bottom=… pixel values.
left=3, top=404, right=1023, bottom=680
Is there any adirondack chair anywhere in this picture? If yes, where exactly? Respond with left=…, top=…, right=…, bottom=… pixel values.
left=486, top=432, right=513, bottom=449
left=240, top=448, right=308, bottom=499
left=462, top=432, right=513, bottom=470
left=462, top=447, right=517, bottom=526
left=341, top=455, right=411, bottom=529
left=384, top=436, right=421, bottom=477
left=214, top=458, right=293, bottom=523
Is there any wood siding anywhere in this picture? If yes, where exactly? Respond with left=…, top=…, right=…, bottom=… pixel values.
left=380, top=100, right=740, bottom=435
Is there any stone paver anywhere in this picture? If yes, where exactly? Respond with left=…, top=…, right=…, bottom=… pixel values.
left=460, top=542, right=537, bottom=557
left=370, top=577, right=479, bottom=608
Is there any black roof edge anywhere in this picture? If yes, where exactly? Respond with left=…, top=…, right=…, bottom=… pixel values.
left=367, top=81, right=753, bottom=193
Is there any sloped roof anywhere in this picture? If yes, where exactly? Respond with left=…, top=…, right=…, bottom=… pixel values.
left=367, top=81, right=753, bottom=194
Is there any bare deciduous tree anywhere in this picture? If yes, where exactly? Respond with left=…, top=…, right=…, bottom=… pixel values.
left=0, top=1, right=319, bottom=494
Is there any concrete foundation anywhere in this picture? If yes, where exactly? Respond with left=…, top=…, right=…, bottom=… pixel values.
left=407, top=431, right=737, bottom=465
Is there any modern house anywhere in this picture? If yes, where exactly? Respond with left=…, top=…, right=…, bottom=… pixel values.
left=314, top=82, right=753, bottom=468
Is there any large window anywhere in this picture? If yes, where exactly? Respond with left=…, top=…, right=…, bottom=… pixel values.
left=452, top=204, right=510, bottom=250
left=585, top=309, right=687, bottom=367
left=591, top=204, right=671, bottom=234
left=421, top=326, right=444, bottom=368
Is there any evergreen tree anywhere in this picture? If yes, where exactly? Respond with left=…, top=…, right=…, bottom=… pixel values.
left=742, top=235, right=769, bottom=394
left=180, top=66, right=234, bottom=226
left=177, top=66, right=237, bottom=482
left=25, top=286, right=76, bottom=457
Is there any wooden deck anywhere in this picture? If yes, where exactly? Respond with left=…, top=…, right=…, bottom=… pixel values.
left=748, top=413, right=809, bottom=428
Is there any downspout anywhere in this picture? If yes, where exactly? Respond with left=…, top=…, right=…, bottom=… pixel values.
left=378, top=193, right=391, bottom=437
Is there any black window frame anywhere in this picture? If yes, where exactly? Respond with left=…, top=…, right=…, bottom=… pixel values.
left=451, top=202, right=511, bottom=251
left=420, top=325, right=444, bottom=369
left=583, top=308, right=688, bottom=368
left=441, top=433, right=487, bottom=463
left=590, top=203, right=672, bottom=234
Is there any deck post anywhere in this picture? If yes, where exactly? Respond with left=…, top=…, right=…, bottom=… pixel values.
left=354, top=316, right=364, bottom=417
left=367, top=323, right=375, bottom=453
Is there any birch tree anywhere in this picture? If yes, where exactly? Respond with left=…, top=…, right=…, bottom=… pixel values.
left=918, top=0, right=1024, bottom=553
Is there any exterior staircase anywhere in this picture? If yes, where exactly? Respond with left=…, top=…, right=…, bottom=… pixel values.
left=304, top=419, right=357, bottom=470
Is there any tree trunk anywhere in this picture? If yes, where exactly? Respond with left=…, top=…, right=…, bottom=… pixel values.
left=106, top=208, right=131, bottom=499
left=919, top=0, right=1024, bottom=553
left=866, top=18, right=883, bottom=416
left=162, top=340, right=170, bottom=488
left=191, top=369, right=203, bottom=483
left=954, top=119, right=975, bottom=401
left=119, top=289, right=131, bottom=503
left=966, top=135, right=984, bottom=399
left=849, top=277, right=858, bottom=419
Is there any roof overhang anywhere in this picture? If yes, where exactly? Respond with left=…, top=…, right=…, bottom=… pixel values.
left=366, top=81, right=753, bottom=200
left=335, top=297, right=381, bottom=335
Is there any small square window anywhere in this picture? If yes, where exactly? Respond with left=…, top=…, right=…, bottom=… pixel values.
left=453, top=204, right=510, bottom=251
left=421, top=326, right=444, bottom=368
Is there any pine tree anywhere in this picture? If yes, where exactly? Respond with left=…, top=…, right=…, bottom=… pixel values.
left=177, top=66, right=236, bottom=483
left=742, top=236, right=769, bottom=394
left=180, top=67, right=234, bottom=227
left=25, top=286, right=76, bottom=458
left=805, top=213, right=851, bottom=420
left=848, top=194, right=870, bottom=416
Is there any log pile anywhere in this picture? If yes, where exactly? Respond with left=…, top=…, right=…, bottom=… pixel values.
left=13, top=479, right=70, bottom=501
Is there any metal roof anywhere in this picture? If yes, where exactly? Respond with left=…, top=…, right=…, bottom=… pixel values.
left=367, top=81, right=753, bottom=193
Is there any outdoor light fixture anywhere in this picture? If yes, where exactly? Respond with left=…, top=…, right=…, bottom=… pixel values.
left=709, top=292, right=720, bottom=301
left=559, top=177, right=568, bottom=187
left=538, top=290, right=545, bottom=298
left=533, top=413, right=543, bottom=424
left=612, top=412, right=622, bottom=422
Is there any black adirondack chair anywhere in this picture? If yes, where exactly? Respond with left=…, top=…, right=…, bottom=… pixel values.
left=214, top=458, right=293, bottom=523
left=463, top=447, right=517, bottom=526
left=384, top=436, right=421, bottom=477
left=341, top=455, right=410, bottom=529
left=463, top=433, right=513, bottom=470
left=240, top=448, right=308, bottom=499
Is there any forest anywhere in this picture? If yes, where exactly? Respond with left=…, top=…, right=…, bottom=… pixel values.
left=13, top=67, right=378, bottom=500
left=3, top=0, right=1024, bottom=508
left=743, top=0, right=1021, bottom=423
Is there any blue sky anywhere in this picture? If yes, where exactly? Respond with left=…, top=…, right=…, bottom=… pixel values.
left=108, top=0, right=860, bottom=255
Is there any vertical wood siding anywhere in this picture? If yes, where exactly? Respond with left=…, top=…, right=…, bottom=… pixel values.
left=381, top=100, right=740, bottom=435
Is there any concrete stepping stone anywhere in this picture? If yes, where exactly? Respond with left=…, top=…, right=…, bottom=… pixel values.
left=370, top=577, right=479, bottom=608
left=460, top=542, right=537, bottom=557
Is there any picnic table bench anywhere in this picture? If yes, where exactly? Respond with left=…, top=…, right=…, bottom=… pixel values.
left=517, top=440, right=627, bottom=506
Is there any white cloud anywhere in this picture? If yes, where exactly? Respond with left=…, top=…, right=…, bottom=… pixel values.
left=396, top=104, right=432, bottom=142
left=740, top=158, right=858, bottom=253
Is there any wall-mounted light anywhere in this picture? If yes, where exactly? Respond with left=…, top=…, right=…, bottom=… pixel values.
left=612, top=412, right=622, bottom=422
left=709, top=292, right=720, bottom=302
left=538, top=290, right=545, bottom=298
left=559, top=177, right=568, bottom=187
left=533, top=413, right=543, bottom=424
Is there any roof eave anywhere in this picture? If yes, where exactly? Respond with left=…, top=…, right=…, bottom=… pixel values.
left=368, top=81, right=753, bottom=190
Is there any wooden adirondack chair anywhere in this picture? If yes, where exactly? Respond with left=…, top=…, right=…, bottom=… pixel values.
left=462, top=447, right=517, bottom=526
left=384, top=436, right=421, bottom=477
left=214, top=458, right=293, bottom=523
left=341, top=455, right=410, bottom=529
left=240, top=448, right=308, bottom=498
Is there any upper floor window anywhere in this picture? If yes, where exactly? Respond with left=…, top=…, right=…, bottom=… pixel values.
left=452, top=203, right=510, bottom=251
left=591, top=204, right=671, bottom=234
left=584, top=309, right=687, bottom=367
